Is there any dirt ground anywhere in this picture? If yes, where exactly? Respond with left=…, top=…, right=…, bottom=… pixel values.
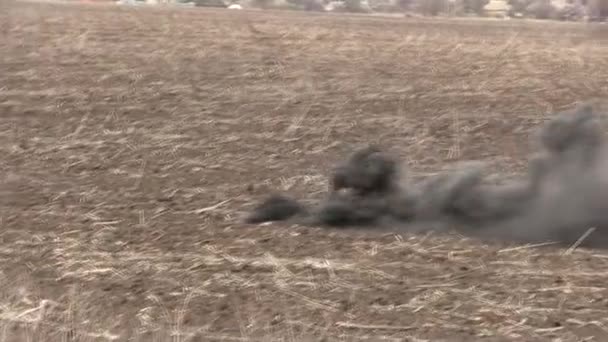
left=3, top=1, right=608, bottom=341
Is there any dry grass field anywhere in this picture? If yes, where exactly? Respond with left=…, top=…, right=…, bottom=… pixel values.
left=4, top=1, right=608, bottom=341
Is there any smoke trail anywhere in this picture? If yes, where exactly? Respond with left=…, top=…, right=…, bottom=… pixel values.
left=245, top=103, right=608, bottom=249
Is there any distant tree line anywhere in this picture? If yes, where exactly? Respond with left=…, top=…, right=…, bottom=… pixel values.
left=187, top=0, right=607, bottom=21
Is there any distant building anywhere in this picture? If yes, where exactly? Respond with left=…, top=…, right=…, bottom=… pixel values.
left=484, top=0, right=509, bottom=16
left=552, top=0, right=567, bottom=8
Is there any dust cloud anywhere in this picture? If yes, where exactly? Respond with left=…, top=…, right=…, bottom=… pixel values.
left=245, top=103, right=608, bottom=249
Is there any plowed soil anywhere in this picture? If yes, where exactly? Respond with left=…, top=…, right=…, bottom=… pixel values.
left=3, top=1, right=608, bottom=341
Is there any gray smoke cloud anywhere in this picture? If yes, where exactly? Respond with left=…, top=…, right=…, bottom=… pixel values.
left=245, top=103, right=608, bottom=249
left=475, top=104, right=608, bottom=247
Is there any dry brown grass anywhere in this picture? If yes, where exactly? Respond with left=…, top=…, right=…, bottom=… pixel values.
left=3, top=1, right=608, bottom=341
